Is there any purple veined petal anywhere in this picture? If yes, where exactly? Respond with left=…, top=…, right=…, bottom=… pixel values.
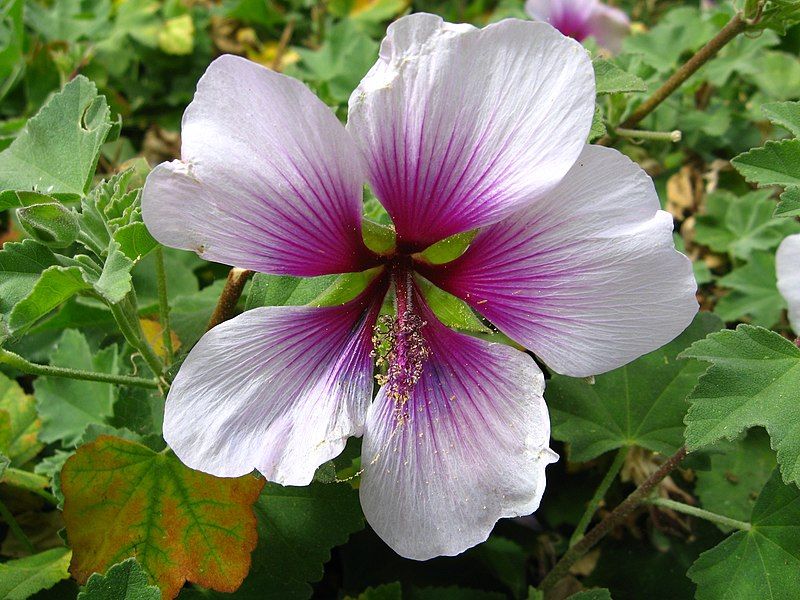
left=421, top=144, right=698, bottom=378
left=359, top=292, right=557, bottom=560
left=142, top=54, right=375, bottom=277
left=347, top=14, right=595, bottom=251
left=585, top=2, right=630, bottom=53
left=163, top=279, right=388, bottom=485
left=777, top=234, right=800, bottom=333
left=526, top=0, right=596, bottom=41
left=526, top=0, right=629, bottom=52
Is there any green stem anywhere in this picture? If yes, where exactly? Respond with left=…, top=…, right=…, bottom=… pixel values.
left=613, top=128, right=682, bottom=142
left=154, top=247, right=174, bottom=365
left=109, top=294, right=165, bottom=380
left=540, top=446, right=687, bottom=596
left=0, top=498, right=35, bottom=553
left=649, top=497, right=751, bottom=531
left=570, top=447, right=629, bottom=547
left=0, top=348, right=159, bottom=389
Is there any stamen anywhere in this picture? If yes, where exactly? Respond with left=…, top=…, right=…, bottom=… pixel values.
left=370, top=268, right=430, bottom=420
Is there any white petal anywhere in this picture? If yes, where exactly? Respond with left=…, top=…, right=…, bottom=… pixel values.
left=423, top=145, right=698, bottom=377
left=143, top=55, right=372, bottom=277
left=360, top=299, right=557, bottom=560
left=164, top=291, right=383, bottom=485
left=347, top=14, right=595, bottom=249
left=777, top=233, right=800, bottom=333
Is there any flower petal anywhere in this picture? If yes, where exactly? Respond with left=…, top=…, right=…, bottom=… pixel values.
left=422, top=145, right=698, bottom=377
left=347, top=14, right=595, bottom=250
left=777, top=233, right=800, bottom=333
left=142, top=54, right=373, bottom=277
left=163, top=284, right=385, bottom=485
left=586, top=2, right=630, bottom=53
left=360, top=299, right=557, bottom=560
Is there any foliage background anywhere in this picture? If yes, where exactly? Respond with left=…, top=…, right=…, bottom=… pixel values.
left=0, top=0, right=799, bottom=598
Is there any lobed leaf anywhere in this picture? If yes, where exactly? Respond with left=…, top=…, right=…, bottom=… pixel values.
left=731, top=139, right=800, bottom=188
left=61, top=435, right=264, bottom=599
left=0, top=547, right=72, bottom=599
left=682, top=325, right=800, bottom=486
left=548, top=313, right=722, bottom=462
left=77, top=558, right=161, bottom=600
left=688, top=470, right=800, bottom=599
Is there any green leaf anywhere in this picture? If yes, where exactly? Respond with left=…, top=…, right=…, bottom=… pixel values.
left=93, top=240, right=134, bottom=304
left=548, top=313, right=722, bottom=461
left=688, top=470, right=800, bottom=599
left=78, top=558, right=161, bottom=600
left=589, top=105, right=607, bottom=142
left=245, top=273, right=339, bottom=310
left=418, top=230, right=476, bottom=265
left=682, top=325, right=800, bottom=486
left=762, top=100, right=800, bottom=137
left=288, top=20, right=378, bottom=105
left=0, top=0, right=24, bottom=82
left=732, top=139, right=800, bottom=188
left=473, top=537, right=526, bottom=598
left=0, top=76, right=112, bottom=198
left=695, top=429, right=776, bottom=532
left=62, top=435, right=264, bottom=599
left=0, top=547, right=72, bottom=599
left=0, top=189, right=58, bottom=211
left=25, top=0, right=111, bottom=43
left=568, top=591, right=613, bottom=600
left=16, top=202, right=80, bottom=248
left=714, top=251, right=785, bottom=327
left=351, top=583, right=402, bottom=599
left=33, top=329, right=119, bottom=446
left=308, top=269, right=383, bottom=307
left=693, top=190, right=800, bottom=260
left=593, top=59, right=646, bottom=95
left=417, top=278, right=488, bottom=333
left=0, top=371, right=43, bottom=466
left=186, top=481, right=364, bottom=599
left=775, top=186, right=800, bottom=218
left=0, top=239, right=58, bottom=323
left=362, top=219, right=396, bottom=254
left=8, top=265, right=91, bottom=333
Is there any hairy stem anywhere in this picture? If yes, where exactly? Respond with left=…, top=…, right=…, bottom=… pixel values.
left=540, top=446, right=688, bottom=595
left=207, top=268, right=253, bottom=330
left=109, top=294, right=165, bottom=380
left=598, top=12, right=749, bottom=145
left=570, top=447, right=629, bottom=547
left=154, top=247, right=174, bottom=365
left=614, top=127, right=682, bottom=142
left=0, top=348, right=160, bottom=389
left=649, top=497, right=751, bottom=531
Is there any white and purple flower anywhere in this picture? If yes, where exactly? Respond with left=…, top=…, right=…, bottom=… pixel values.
left=142, top=14, right=697, bottom=560
left=777, top=234, right=800, bottom=333
left=525, top=0, right=630, bottom=52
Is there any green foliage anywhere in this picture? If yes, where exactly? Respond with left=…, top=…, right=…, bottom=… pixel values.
left=694, top=429, right=776, bottom=532
left=593, top=59, right=646, bottom=95
left=714, top=251, right=785, bottom=327
left=688, top=470, right=800, bottom=599
left=732, top=139, right=800, bottom=188
left=0, top=371, right=42, bottom=466
left=0, top=76, right=112, bottom=198
left=0, top=547, right=72, bottom=599
left=682, top=326, right=800, bottom=486
left=693, top=190, right=799, bottom=259
left=77, top=558, right=161, bottom=600
left=186, top=482, right=365, bottom=599
left=33, top=329, right=119, bottom=445
left=548, top=313, right=722, bottom=461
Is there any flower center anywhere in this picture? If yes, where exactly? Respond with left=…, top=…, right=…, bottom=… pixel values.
left=371, top=262, right=429, bottom=419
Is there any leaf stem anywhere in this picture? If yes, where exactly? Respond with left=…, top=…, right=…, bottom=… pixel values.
left=539, top=446, right=687, bottom=596
left=0, top=498, right=36, bottom=553
left=623, top=13, right=748, bottom=128
left=0, top=348, right=160, bottom=389
left=613, top=128, right=682, bottom=142
left=597, top=11, right=749, bottom=145
left=207, top=268, right=253, bottom=331
left=109, top=294, right=166, bottom=380
left=570, top=447, right=629, bottom=547
left=648, top=497, right=751, bottom=531
left=154, top=247, right=174, bottom=365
